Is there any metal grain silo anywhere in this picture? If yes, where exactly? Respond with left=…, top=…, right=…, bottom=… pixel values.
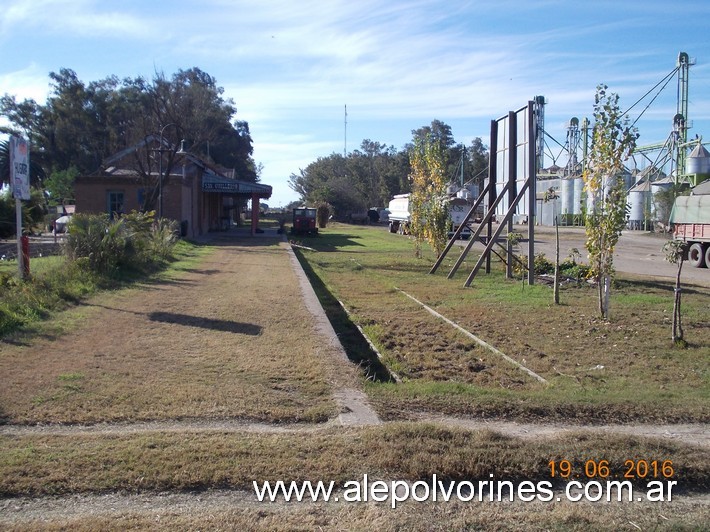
left=560, top=178, right=575, bottom=215
left=626, top=181, right=651, bottom=229
left=687, top=142, right=710, bottom=179
left=572, top=177, right=584, bottom=215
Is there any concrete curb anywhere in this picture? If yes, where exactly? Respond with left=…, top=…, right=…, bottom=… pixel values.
left=284, top=242, right=381, bottom=426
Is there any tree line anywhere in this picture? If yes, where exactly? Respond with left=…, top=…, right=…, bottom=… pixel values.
left=288, top=119, right=489, bottom=217
left=0, top=67, right=258, bottom=212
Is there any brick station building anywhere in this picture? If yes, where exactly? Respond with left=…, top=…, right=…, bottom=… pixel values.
left=74, top=137, right=272, bottom=238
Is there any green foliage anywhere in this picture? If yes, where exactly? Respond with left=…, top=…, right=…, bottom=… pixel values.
left=148, top=217, right=180, bottom=261
left=513, top=253, right=591, bottom=279
left=1, top=68, right=257, bottom=212
left=583, top=85, right=639, bottom=319
left=0, top=257, right=99, bottom=337
left=288, top=125, right=490, bottom=220
left=43, top=167, right=78, bottom=205
left=0, top=226, right=193, bottom=337
left=64, top=211, right=178, bottom=276
left=0, top=188, right=48, bottom=238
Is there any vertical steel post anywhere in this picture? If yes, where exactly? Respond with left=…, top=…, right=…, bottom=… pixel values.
left=251, top=193, right=259, bottom=235
left=528, top=101, right=536, bottom=285
left=16, top=198, right=24, bottom=279
left=486, top=119, right=498, bottom=274
left=507, top=111, right=517, bottom=279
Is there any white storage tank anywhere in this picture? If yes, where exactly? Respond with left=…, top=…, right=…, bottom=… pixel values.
left=572, top=177, right=584, bottom=215
left=650, top=177, right=674, bottom=223
left=560, top=178, right=575, bottom=215
left=626, top=181, right=651, bottom=229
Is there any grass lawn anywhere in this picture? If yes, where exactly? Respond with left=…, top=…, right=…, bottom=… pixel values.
left=0, top=239, right=342, bottom=425
left=2, top=423, right=707, bottom=496
left=294, top=223, right=710, bottom=423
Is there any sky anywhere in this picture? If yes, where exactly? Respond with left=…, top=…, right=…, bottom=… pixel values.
left=1, top=0, right=709, bottom=208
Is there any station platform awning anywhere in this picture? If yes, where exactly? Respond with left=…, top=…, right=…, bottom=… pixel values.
left=201, top=174, right=272, bottom=198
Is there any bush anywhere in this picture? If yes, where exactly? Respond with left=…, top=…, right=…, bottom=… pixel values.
left=0, top=212, right=182, bottom=337
left=513, top=253, right=554, bottom=276
left=64, top=211, right=178, bottom=276
left=316, top=202, right=332, bottom=229
left=148, top=217, right=180, bottom=261
left=512, top=253, right=591, bottom=281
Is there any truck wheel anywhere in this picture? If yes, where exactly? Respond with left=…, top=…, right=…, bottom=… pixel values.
left=705, top=245, right=710, bottom=269
left=688, top=243, right=706, bottom=268
left=389, top=221, right=399, bottom=233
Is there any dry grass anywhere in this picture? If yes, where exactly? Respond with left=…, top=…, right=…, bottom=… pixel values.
left=297, top=223, right=710, bottom=423
left=5, top=497, right=710, bottom=531
left=0, top=239, right=341, bottom=425
left=1, top=423, right=707, bottom=496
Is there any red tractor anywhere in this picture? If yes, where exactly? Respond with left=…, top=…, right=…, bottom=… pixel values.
left=291, top=207, right=318, bottom=235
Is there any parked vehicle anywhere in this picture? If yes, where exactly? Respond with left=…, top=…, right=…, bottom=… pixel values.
left=669, top=180, right=710, bottom=268
left=386, top=193, right=476, bottom=239
left=387, top=194, right=412, bottom=234
left=291, top=207, right=318, bottom=235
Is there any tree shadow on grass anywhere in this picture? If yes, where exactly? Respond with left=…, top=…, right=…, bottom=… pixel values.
left=296, top=233, right=365, bottom=252
left=82, top=303, right=263, bottom=336
left=148, top=311, right=262, bottom=335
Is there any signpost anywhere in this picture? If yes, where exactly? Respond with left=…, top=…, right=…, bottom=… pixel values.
left=10, top=136, right=30, bottom=279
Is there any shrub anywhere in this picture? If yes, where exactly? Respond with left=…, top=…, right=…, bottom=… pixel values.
left=148, top=217, right=180, bottom=261
left=513, top=253, right=554, bottom=276
left=64, top=211, right=178, bottom=276
left=316, top=202, right=332, bottom=229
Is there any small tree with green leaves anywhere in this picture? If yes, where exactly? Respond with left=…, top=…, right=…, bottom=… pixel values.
left=543, top=187, right=561, bottom=304
left=409, top=134, right=448, bottom=258
left=663, top=239, right=687, bottom=346
left=583, top=85, right=638, bottom=319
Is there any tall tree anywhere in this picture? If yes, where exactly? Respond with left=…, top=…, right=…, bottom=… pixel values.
left=583, top=85, right=638, bottom=319
left=409, top=133, right=448, bottom=258
left=1, top=68, right=257, bottom=212
left=467, top=137, right=489, bottom=186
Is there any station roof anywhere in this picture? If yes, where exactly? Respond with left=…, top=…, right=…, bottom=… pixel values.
left=201, top=174, right=272, bottom=198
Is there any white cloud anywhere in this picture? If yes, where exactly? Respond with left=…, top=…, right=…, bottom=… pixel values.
left=0, top=64, right=50, bottom=102
left=0, top=0, right=153, bottom=39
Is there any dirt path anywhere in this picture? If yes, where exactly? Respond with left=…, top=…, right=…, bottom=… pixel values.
left=2, top=416, right=707, bottom=447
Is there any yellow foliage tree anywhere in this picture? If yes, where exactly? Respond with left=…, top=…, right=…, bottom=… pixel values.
left=409, top=134, right=449, bottom=258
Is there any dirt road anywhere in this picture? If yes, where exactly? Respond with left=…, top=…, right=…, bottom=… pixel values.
left=451, top=225, right=709, bottom=287
left=531, top=226, right=710, bottom=287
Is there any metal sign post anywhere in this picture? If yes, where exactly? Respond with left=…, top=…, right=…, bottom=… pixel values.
left=10, top=136, right=30, bottom=280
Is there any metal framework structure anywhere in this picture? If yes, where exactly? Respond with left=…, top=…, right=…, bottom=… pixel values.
left=674, top=52, right=691, bottom=183
left=430, top=99, right=541, bottom=286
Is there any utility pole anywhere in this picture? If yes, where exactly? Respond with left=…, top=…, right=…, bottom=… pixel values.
left=344, top=104, right=347, bottom=157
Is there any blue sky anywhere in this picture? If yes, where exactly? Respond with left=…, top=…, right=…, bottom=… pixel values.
left=1, top=0, right=709, bottom=207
